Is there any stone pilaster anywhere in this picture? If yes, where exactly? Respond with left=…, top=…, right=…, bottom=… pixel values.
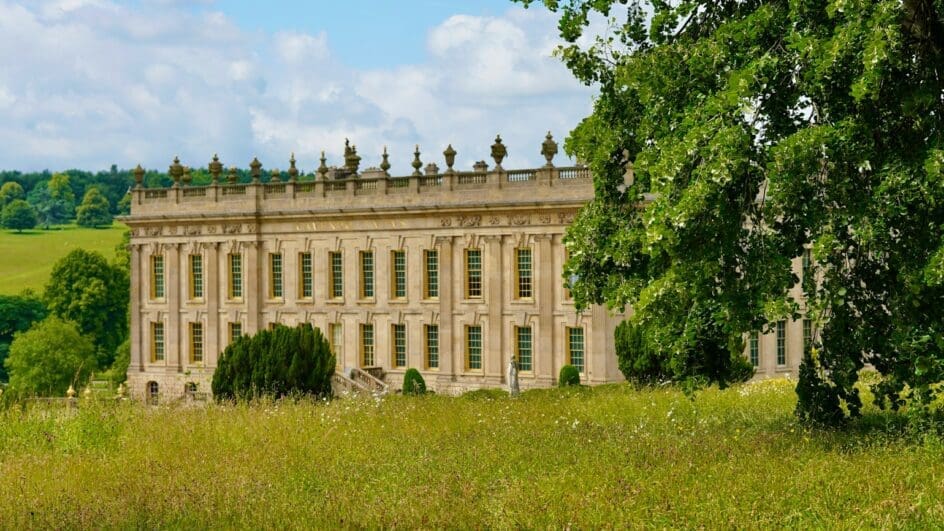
left=485, top=234, right=504, bottom=380
left=206, top=241, right=220, bottom=367
left=166, top=243, right=182, bottom=372
left=436, top=236, right=455, bottom=385
left=129, top=243, right=143, bottom=373
left=535, top=234, right=554, bottom=384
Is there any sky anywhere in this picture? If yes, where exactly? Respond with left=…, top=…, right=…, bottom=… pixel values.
left=0, top=0, right=597, bottom=175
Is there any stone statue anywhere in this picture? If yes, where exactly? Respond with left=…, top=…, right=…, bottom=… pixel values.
left=507, top=358, right=520, bottom=397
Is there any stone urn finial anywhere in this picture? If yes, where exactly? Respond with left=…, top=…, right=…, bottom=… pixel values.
left=491, top=135, right=507, bottom=170
left=542, top=131, right=558, bottom=167
left=318, top=151, right=329, bottom=180
left=169, top=156, right=183, bottom=188
left=209, top=154, right=223, bottom=184
left=380, top=146, right=391, bottom=176
left=83, top=385, right=93, bottom=399
left=181, top=166, right=192, bottom=187
left=443, top=144, right=457, bottom=174
left=288, top=153, right=298, bottom=182
left=250, top=157, right=262, bottom=183
left=116, top=382, right=126, bottom=399
left=270, top=168, right=281, bottom=183
left=425, top=162, right=440, bottom=176
left=412, top=145, right=423, bottom=176
left=227, top=166, right=238, bottom=184
left=66, top=384, right=76, bottom=398
left=133, top=164, right=145, bottom=188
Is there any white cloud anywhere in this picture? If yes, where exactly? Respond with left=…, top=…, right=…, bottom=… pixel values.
left=0, top=1, right=592, bottom=174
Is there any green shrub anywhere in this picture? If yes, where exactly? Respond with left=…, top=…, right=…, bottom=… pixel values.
left=559, top=365, right=580, bottom=387
left=212, top=323, right=335, bottom=401
left=402, top=368, right=426, bottom=395
left=615, top=320, right=670, bottom=385
left=462, top=388, right=508, bottom=400
left=795, top=349, right=845, bottom=427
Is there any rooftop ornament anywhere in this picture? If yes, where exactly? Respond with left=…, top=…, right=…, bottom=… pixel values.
left=181, top=166, right=192, bottom=187
left=209, top=154, right=223, bottom=184
left=542, top=132, right=558, bottom=168
left=133, top=164, right=145, bottom=188
left=443, top=144, right=457, bottom=174
left=412, top=145, right=423, bottom=176
left=425, top=162, right=439, bottom=175
left=491, top=135, right=507, bottom=170
left=318, top=151, right=329, bottom=180
left=288, top=153, right=299, bottom=183
left=227, top=166, right=238, bottom=184
left=344, top=139, right=361, bottom=175
left=169, top=156, right=184, bottom=188
left=250, top=157, right=262, bottom=184
left=270, top=168, right=281, bottom=183
left=380, top=146, right=391, bottom=176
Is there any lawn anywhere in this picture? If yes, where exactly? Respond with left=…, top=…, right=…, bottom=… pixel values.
left=1, top=380, right=941, bottom=528
left=0, top=222, right=127, bottom=295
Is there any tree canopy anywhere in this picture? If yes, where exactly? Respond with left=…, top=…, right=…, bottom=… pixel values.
left=0, top=181, right=24, bottom=206
left=44, top=249, right=128, bottom=367
left=521, top=0, right=944, bottom=422
left=4, top=316, right=97, bottom=398
left=1, top=200, right=38, bottom=232
left=76, top=187, right=113, bottom=228
left=0, top=292, right=46, bottom=383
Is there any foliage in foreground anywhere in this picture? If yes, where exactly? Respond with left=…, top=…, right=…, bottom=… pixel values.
left=402, top=368, right=426, bottom=395
left=521, top=0, right=944, bottom=423
left=212, top=323, right=335, bottom=400
left=558, top=364, right=580, bottom=387
left=3, top=316, right=96, bottom=398
left=1, top=381, right=942, bottom=528
left=0, top=292, right=46, bottom=383
left=1, top=200, right=37, bottom=232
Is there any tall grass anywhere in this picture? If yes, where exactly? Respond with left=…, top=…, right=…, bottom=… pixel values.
left=0, top=380, right=942, bottom=528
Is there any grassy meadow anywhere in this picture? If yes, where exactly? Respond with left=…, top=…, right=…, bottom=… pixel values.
left=1, top=380, right=942, bottom=528
left=0, top=222, right=127, bottom=295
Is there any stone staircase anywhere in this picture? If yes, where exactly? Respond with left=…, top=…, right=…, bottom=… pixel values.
left=332, top=366, right=389, bottom=398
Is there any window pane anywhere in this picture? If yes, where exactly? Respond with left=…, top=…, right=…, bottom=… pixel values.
left=300, top=253, right=313, bottom=298
left=330, top=252, right=343, bottom=298
left=568, top=327, right=585, bottom=372
left=191, top=323, right=203, bottom=363
left=270, top=253, right=283, bottom=297
left=749, top=332, right=759, bottom=368
left=153, top=322, right=165, bottom=361
left=361, top=251, right=374, bottom=298
left=425, top=250, right=438, bottom=298
left=467, top=326, right=482, bottom=369
left=516, top=248, right=532, bottom=298
left=466, top=249, right=482, bottom=298
left=190, top=255, right=203, bottom=299
left=393, top=251, right=406, bottom=298
left=776, top=321, right=786, bottom=366
left=361, top=324, right=374, bottom=366
left=152, top=255, right=164, bottom=299
left=230, top=322, right=242, bottom=344
left=330, top=323, right=343, bottom=363
left=393, top=324, right=406, bottom=367
left=426, top=325, right=439, bottom=369
left=516, top=326, right=532, bottom=371
left=229, top=254, right=242, bottom=299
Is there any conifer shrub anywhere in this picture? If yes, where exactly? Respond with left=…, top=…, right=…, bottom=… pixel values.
left=401, top=368, right=426, bottom=395
left=212, top=323, right=335, bottom=400
left=795, top=349, right=844, bottom=427
left=559, top=365, right=580, bottom=387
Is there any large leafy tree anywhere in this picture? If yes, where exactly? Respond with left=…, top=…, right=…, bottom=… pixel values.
left=521, top=0, right=944, bottom=420
left=0, top=292, right=46, bottom=382
left=76, top=187, right=113, bottom=228
left=1, top=200, right=38, bottom=232
left=44, top=249, right=128, bottom=367
left=4, top=316, right=97, bottom=397
left=0, top=181, right=24, bottom=206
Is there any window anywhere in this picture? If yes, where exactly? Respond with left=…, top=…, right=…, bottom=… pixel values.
left=749, top=332, right=759, bottom=368
left=190, top=322, right=203, bottom=363
left=563, top=248, right=573, bottom=301
left=189, top=254, right=203, bottom=299
left=425, top=325, right=439, bottom=369
left=299, top=252, right=313, bottom=298
left=151, top=322, right=165, bottom=362
left=360, top=323, right=374, bottom=366
left=567, top=327, right=585, bottom=372
left=392, top=250, right=407, bottom=299
left=465, top=249, right=482, bottom=298
left=329, top=251, right=343, bottom=299
left=360, top=251, right=374, bottom=298
left=229, top=254, right=242, bottom=299
left=802, top=249, right=812, bottom=285
left=392, top=323, right=407, bottom=368
left=466, top=325, right=482, bottom=370
left=803, top=319, right=812, bottom=354
left=515, top=326, right=532, bottom=372
left=229, top=322, right=242, bottom=345
left=516, top=248, right=532, bottom=298
left=776, top=321, right=786, bottom=366
left=151, top=255, right=164, bottom=299
left=146, top=381, right=159, bottom=405
left=329, top=323, right=343, bottom=364
left=424, top=250, right=439, bottom=299
left=270, top=253, right=283, bottom=298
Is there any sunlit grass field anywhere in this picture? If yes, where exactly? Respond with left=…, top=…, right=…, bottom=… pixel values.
left=1, top=380, right=942, bottom=528
left=0, top=222, right=127, bottom=295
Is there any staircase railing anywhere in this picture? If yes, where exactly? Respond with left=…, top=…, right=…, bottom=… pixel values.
left=349, top=367, right=389, bottom=396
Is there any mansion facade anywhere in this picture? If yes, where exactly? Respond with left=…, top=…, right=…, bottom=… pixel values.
left=124, top=136, right=805, bottom=402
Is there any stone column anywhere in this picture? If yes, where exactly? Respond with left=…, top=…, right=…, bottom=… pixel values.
left=485, top=234, right=504, bottom=382
left=166, top=243, right=182, bottom=372
left=206, top=241, right=220, bottom=368
left=129, top=243, right=143, bottom=373
left=536, top=234, right=554, bottom=385
left=246, top=240, right=261, bottom=333
left=436, top=236, right=455, bottom=386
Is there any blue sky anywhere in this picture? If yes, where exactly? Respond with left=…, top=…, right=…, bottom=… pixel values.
left=0, top=0, right=593, bottom=174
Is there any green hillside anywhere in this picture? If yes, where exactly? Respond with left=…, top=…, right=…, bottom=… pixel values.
left=0, top=223, right=127, bottom=295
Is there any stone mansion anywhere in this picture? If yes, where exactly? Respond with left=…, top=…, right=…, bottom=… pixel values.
left=124, top=135, right=806, bottom=401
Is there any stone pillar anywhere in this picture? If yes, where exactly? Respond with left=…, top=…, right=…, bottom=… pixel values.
left=436, top=236, right=455, bottom=386
left=166, top=243, right=182, bottom=372
left=206, top=241, right=220, bottom=368
left=536, top=234, right=554, bottom=384
left=485, top=234, right=504, bottom=381
left=246, top=241, right=261, bottom=333
left=129, top=243, right=143, bottom=373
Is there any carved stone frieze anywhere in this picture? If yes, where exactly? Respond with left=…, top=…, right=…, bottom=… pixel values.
left=558, top=212, right=576, bottom=224
left=457, top=215, right=482, bottom=228
left=509, top=215, right=530, bottom=226
left=184, top=225, right=202, bottom=236
left=223, top=224, right=241, bottom=234
left=440, top=218, right=452, bottom=227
